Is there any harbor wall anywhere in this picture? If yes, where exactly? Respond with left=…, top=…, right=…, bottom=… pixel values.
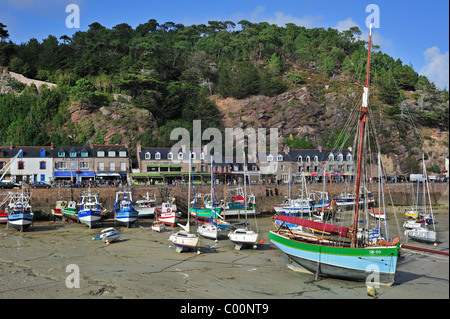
left=4, top=182, right=448, bottom=220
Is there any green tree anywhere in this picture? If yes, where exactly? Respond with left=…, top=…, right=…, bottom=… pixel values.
left=70, top=78, right=95, bottom=109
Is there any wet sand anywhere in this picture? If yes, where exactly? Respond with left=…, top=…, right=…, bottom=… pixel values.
left=0, top=209, right=448, bottom=300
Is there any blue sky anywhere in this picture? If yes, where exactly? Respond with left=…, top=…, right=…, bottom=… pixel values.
left=1, top=0, right=448, bottom=89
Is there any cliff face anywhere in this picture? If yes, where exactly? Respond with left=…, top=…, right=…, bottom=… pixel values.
left=210, top=84, right=449, bottom=176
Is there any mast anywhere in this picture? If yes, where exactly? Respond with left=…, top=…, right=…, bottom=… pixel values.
left=352, top=24, right=373, bottom=246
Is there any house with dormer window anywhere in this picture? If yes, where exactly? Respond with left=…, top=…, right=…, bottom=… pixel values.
left=92, top=144, right=130, bottom=181
left=53, top=146, right=95, bottom=182
left=4, top=143, right=54, bottom=183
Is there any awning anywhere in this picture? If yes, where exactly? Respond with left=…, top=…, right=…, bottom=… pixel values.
left=96, top=172, right=121, bottom=177
left=54, top=171, right=95, bottom=178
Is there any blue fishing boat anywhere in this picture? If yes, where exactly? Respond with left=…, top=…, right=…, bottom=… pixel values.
left=114, top=190, right=139, bottom=227
left=77, top=189, right=103, bottom=228
left=7, top=192, right=33, bottom=232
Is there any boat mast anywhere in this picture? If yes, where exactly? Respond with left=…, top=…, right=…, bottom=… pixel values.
left=352, top=24, right=373, bottom=246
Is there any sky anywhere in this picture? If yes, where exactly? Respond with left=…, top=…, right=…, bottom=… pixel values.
left=0, top=0, right=448, bottom=89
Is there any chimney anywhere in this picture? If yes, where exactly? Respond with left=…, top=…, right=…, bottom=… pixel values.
left=51, top=142, right=54, bottom=150
left=10, top=142, right=13, bottom=150
left=318, top=145, right=322, bottom=153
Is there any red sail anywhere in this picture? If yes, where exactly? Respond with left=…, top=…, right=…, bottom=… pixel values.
left=274, top=215, right=350, bottom=238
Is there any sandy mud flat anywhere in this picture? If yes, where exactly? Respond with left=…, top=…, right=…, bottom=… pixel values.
left=0, top=210, right=448, bottom=300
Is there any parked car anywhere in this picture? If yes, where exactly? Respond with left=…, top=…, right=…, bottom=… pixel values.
left=0, top=181, right=19, bottom=189
left=30, top=181, right=51, bottom=189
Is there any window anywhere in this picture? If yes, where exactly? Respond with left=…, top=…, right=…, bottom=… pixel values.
left=97, top=151, right=105, bottom=157
left=58, top=151, right=65, bottom=157
left=200, top=152, right=205, bottom=160
left=79, top=162, right=89, bottom=169
left=39, top=161, right=46, bottom=170
left=277, top=154, right=283, bottom=161
left=109, top=162, right=115, bottom=171
left=108, top=151, right=116, bottom=157
left=145, top=152, right=151, bottom=160
left=168, top=152, right=173, bottom=160
left=306, top=156, right=310, bottom=163
left=18, top=161, right=24, bottom=170
left=120, top=162, right=126, bottom=171
left=298, top=156, right=302, bottom=163
left=273, top=164, right=278, bottom=172
left=81, top=151, right=88, bottom=157
left=98, top=162, right=104, bottom=171
left=119, top=151, right=127, bottom=157
left=280, top=164, right=284, bottom=171
left=191, top=152, right=196, bottom=160
left=346, top=154, right=353, bottom=162
left=265, top=164, right=270, bottom=172
left=178, top=152, right=183, bottom=160
left=40, top=149, right=46, bottom=157
left=56, top=162, right=67, bottom=170
left=267, top=154, right=273, bottom=162
left=252, top=165, right=258, bottom=171
left=155, top=152, right=161, bottom=160
left=314, top=155, right=319, bottom=162
left=328, top=154, right=334, bottom=162
left=337, top=154, right=343, bottom=162
left=70, top=152, right=77, bottom=157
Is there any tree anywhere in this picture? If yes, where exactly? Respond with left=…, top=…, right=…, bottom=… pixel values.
left=0, top=23, right=9, bottom=41
left=70, top=78, right=95, bottom=109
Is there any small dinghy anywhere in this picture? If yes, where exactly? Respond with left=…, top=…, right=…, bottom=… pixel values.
left=151, top=220, right=165, bottom=232
left=92, top=227, right=121, bottom=245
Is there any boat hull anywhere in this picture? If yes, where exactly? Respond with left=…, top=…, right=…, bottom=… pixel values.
left=269, top=231, right=399, bottom=286
left=158, top=212, right=178, bottom=227
left=7, top=213, right=33, bottom=231
left=78, top=209, right=103, bottom=228
left=136, top=206, right=155, bottom=218
left=115, top=211, right=139, bottom=226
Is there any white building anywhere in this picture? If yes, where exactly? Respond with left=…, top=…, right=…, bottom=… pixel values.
left=7, top=145, right=54, bottom=183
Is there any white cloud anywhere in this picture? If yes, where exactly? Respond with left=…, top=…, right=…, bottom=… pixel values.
left=335, top=17, right=359, bottom=32
left=420, top=46, right=450, bottom=90
left=248, top=6, right=322, bottom=28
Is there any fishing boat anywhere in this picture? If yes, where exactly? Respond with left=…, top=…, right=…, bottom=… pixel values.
left=51, top=200, right=67, bottom=221
left=78, top=190, right=103, bottom=228
left=0, top=209, right=7, bottom=224
left=202, top=187, right=258, bottom=218
left=92, top=227, right=121, bottom=244
left=269, top=25, right=400, bottom=286
left=114, top=190, right=139, bottom=227
left=135, top=192, right=156, bottom=218
left=156, top=202, right=178, bottom=227
left=7, top=192, right=33, bottom=232
left=62, top=200, right=79, bottom=222
left=333, top=190, right=375, bottom=209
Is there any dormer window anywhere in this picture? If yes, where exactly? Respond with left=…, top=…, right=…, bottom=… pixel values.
left=119, top=151, right=126, bottom=157
left=337, top=153, right=343, bottom=162
left=346, top=154, right=353, bottom=161
left=178, top=152, right=183, bottom=160
left=267, top=154, right=273, bottom=162
left=328, top=154, right=334, bottom=162
left=40, top=149, right=46, bottom=157
left=58, top=151, right=65, bottom=157
left=81, top=151, right=88, bottom=157
left=314, top=155, right=319, bottom=162
left=277, top=154, right=283, bottom=161
left=145, top=152, right=151, bottom=160
left=190, top=152, right=196, bottom=160
left=306, top=156, right=310, bottom=163
left=70, top=151, right=77, bottom=157
left=97, top=151, right=105, bottom=157
left=155, top=152, right=161, bottom=160
left=200, top=152, right=205, bottom=160
left=108, top=151, right=116, bottom=157
left=168, top=152, right=173, bottom=160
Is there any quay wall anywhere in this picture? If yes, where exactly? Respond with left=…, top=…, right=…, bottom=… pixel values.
left=4, top=183, right=448, bottom=220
